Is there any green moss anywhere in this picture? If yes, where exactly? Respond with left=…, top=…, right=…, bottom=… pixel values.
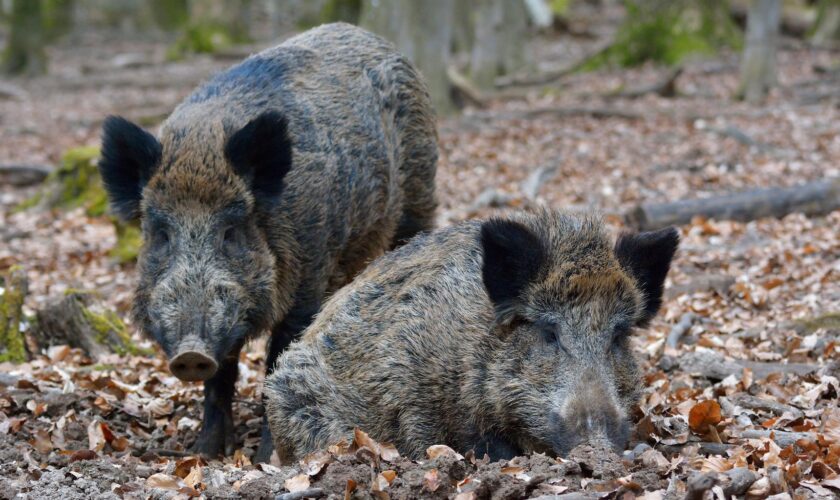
left=583, top=0, right=741, bottom=69
left=42, top=0, right=75, bottom=41
left=798, top=312, right=840, bottom=333
left=0, top=267, right=28, bottom=363
left=149, top=0, right=189, bottom=32
left=13, top=190, right=42, bottom=213
left=109, top=221, right=142, bottom=264
left=167, top=23, right=243, bottom=60
left=80, top=305, right=152, bottom=356
left=17, top=146, right=106, bottom=215
left=319, top=0, right=361, bottom=24
left=551, top=0, right=571, bottom=15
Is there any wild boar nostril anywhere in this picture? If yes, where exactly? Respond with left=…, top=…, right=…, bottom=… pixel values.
left=169, top=350, right=218, bottom=382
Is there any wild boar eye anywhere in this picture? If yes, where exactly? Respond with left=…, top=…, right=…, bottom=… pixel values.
left=611, top=322, right=632, bottom=346
left=541, top=327, right=569, bottom=355
left=222, top=226, right=245, bottom=254
left=150, top=228, right=170, bottom=253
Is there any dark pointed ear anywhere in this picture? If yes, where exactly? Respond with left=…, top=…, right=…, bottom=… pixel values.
left=224, top=111, right=293, bottom=203
left=614, top=227, right=679, bottom=325
left=481, top=219, right=546, bottom=323
left=98, top=116, right=162, bottom=220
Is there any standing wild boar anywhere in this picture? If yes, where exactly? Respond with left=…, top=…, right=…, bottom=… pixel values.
left=265, top=209, right=678, bottom=461
left=97, top=23, right=437, bottom=460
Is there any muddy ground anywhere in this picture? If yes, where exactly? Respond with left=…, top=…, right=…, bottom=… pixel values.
left=1, top=5, right=840, bottom=500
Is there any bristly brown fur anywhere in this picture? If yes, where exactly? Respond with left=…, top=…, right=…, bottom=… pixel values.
left=265, top=209, right=678, bottom=462
left=100, top=23, right=438, bottom=458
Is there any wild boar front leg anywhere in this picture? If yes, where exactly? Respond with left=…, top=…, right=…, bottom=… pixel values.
left=193, top=349, right=240, bottom=457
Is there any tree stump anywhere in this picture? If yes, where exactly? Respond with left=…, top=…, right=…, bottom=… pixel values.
left=0, top=267, right=29, bottom=363
left=31, top=292, right=142, bottom=359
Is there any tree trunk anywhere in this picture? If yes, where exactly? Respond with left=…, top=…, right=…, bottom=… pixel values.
left=470, top=0, right=530, bottom=91
left=470, top=0, right=503, bottom=89
left=738, top=0, right=781, bottom=104
left=451, top=0, right=474, bottom=55
left=2, top=0, right=47, bottom=76
left=361, top=0, right=455, bottom=114
left=811, top=0, right=840, bottom=45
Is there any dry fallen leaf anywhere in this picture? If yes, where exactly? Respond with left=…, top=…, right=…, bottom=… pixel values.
left=689, top=400, right=722, bottom=433
left=301, top=450, right=333, bottom=476
left=284, top=473, right=310, bottom=493
left=30, top=429, right=53, bottom=454
left=87, top=420, right=106, bottom=452
left=47, top=345, right=71, bottom=362
left=184, top=465, right=203, bottom=490
left=174, top=456, right=205, bottom=479
left=69, top=449, right=97, bottom=462
left=381, top=470, right=397, bottom=484
left=146, top=473, right=186, bottom=491
left=424, top=469, right=441, bottom=492
left=344, top=479, right=357, bottom=500
left=426, top=444, right=464, bottom=460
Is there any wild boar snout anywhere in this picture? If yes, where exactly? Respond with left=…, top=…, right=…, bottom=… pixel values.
left=552, top=373, right=630, bottom=455
left=168, top=337, right=218, bottom=381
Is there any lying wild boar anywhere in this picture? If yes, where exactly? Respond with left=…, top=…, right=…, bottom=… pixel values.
left=97, top=23, right=437, bottom=460
left=265, top=209, right=678, bottom=461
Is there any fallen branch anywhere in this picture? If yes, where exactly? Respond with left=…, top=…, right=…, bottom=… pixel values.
left=446, top=65, right=487, bottom=109
left=139, top=448, right=194, bottom=458
left=520, top=164, right=558, bottom=201
left=626, top=179, right=840, bottom=231
left=657, top=441, right=734, bottom=456
left=447, top=106, right=772, bottom=134
left=728, top=394, right=804, bottom=420
left=679, top=350, right=819, bottom=380
left=665, top=274, right=735, bottom=299
left=607, top=67, right=683, bottom=99
left=494, top=39, right=613, bottom=88
left=737, top=429, right=820, bottom=448
left=0, top=81, right=28, bottom=101
left=0, top=164, right=51, bottom=186
left=666, top=312, right=697, bottom=349
left=276, top=488, right=325, bottom=500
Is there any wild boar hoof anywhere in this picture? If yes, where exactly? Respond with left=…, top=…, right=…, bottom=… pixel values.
left=191, top=413, right=235, bottom=457
left=253, top=420, right=274, bottom=463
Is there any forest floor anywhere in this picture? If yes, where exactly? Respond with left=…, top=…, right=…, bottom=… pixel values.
left=1, top=14, right=840, bottom=500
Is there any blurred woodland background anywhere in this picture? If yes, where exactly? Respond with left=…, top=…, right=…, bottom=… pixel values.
left=0, top=1, right=839, bottom=498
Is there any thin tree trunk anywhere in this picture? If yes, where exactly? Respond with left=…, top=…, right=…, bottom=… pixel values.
left=470, top=0, right=503, bottom=89
left=471, top=0, right=530, bottom=91
left=738, top=0, right=781, bottom=104
left=811, top=0, right=840, bottom=45
left=361, top=0, right=455, bottom=114
left=2, top=0, right=47, bottom=76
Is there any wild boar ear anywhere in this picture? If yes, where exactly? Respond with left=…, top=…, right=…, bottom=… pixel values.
left=98, top=116, right=162, bottom=220
left=614, top=227, right=679, bottom=325
left=481, top=219, right=545, bottom=323
left=225, top=111, right=293, bottom=203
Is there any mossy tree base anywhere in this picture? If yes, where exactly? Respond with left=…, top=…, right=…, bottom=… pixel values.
left=0, top=267, right=29, bottom=363
left=32, top=292, right=149, bottom=359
